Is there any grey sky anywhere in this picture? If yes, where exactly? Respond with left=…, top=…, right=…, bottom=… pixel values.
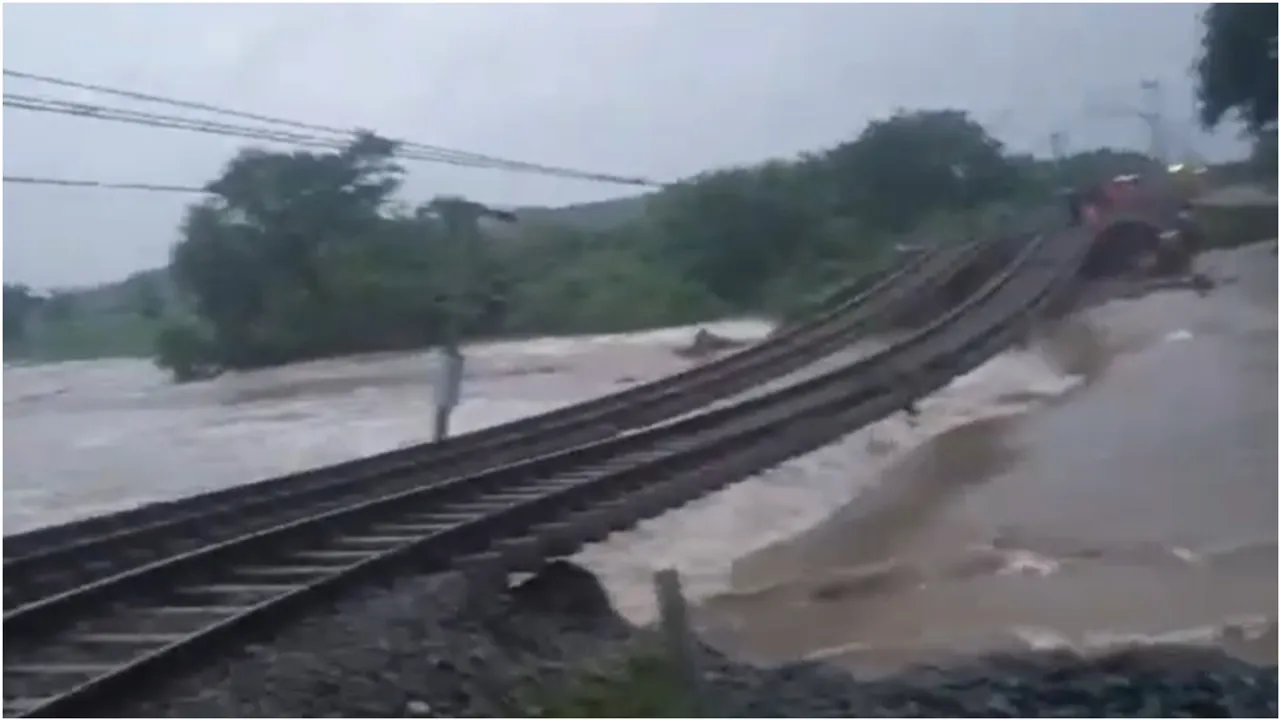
left=3, top=3, right=1245, bottom=289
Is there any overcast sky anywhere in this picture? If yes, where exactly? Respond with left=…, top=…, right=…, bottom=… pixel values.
left=3, top=3, right=1246, bottom=289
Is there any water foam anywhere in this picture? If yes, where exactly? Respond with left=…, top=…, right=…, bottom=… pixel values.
left=3, top=319, right=769, bottom=534
left=576, top=339, right=1083, bottom=625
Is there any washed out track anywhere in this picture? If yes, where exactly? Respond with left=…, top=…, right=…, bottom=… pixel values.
left=3, top=225, right=1094, bottom=717
left=4, top=238, right=1006, bottom=609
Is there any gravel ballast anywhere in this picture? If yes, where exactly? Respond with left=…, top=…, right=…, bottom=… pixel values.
left=109, top=561, right=1276, bottom=718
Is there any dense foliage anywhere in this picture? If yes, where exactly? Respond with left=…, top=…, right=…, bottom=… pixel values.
left=143, top=109, right=1079, bottom=381
left=1194, top=3, right=1277, bottom=135
left=3, top=283, right=42, bottom=344
left=4, top=109, right=1172, bottom=377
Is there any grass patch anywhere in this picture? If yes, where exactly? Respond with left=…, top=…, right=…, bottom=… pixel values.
left=520, top=648, right=701, bottom=718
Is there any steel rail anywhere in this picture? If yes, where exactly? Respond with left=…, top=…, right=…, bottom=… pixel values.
left=4, top=240, right=1001, bottom=608
left=3, top=225, right=1091, bottom=717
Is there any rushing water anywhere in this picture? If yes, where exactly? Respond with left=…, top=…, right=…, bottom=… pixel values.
left=4, top=245, right=1274, bottom=669
left=691, top=242, right=1278, bottom=670
left=3, top=320, right=771, bottom=533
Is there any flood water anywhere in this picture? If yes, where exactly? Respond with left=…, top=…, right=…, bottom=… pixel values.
left=696, top=242, right=1278, bottom=670
left=4, top=244, right=1274, bottom=669
left=3, top=320, right=771, bottom=533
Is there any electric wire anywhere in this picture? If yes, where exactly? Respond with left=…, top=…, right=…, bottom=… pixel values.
left=4, top=70, right=662, bottom=187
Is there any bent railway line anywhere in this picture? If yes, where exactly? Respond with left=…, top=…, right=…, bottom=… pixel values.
left=3, top=221, right=1096, bottom=717
left=3, top=236, right=1007, bottom=608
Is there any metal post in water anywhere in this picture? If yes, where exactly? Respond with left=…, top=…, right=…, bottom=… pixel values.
left=426, top=197, right=516, bottom=442
left=653, top=568, right=706, bottom=715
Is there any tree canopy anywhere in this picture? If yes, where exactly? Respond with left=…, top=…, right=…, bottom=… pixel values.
left=1195, top=3, right=1278, bottom=134
left=6, top=108, right=1157, bottom=380
left=3, top=284, right=42, bottom=344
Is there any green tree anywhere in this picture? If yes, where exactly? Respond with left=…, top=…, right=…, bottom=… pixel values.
left=1195, top=3, right=1278, bottom=134
left=822, top=110, right=1024, bottom=233
left=151, top=107, right=1060, bottom=382
left=42, top=291, right=75, bottom=323
left=131, top=275, right=165, bottom=319
left=166, top=132, right=413, bottom=372
left=645, top=109, right=1025, bottom=310
left=3, top=283, right=42, bottom=343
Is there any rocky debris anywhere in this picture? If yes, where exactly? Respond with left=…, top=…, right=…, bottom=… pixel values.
left=1190, top=272, right=1216, bottom=296
left=507, top=560, right=620, bottom=625
left=674, top=329, right=745, bottom=360
left=114, top=561, right=1277, bottom=718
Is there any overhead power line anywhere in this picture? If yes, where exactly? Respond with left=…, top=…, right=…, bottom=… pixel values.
left=4, top=69, right=533, bottom=168
left=4, top=92, right=655, bottom=186
left=4, top=175, right=209, bottom=194
left=4, top=69, right=662, bottom=188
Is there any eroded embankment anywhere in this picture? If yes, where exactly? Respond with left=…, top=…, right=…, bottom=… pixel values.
left=573, top=317, right=1091, bottom=627
left=693, top=241, right=1278, bottom=676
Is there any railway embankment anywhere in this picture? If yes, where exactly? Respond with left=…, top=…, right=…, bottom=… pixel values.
left=107, top=560, right=1277, bottom=718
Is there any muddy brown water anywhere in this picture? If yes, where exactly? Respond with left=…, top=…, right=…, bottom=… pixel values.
left=696, top=242, right=1277, bottom=673
left=5, top=246, right=1273, bottom=675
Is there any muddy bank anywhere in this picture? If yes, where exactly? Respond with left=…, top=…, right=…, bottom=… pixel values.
left=696, top=242, right=1277, bottom=675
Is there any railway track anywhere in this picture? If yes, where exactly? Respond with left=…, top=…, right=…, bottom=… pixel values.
left=3, top=225, right=1092, bottom=717
left=4, top=238, right=1007, bottom=609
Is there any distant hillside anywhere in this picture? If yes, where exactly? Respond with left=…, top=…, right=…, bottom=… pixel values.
left=511, top=193, right=652, bottom=230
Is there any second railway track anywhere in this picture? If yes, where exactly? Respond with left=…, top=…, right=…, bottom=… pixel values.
left=4, top=237, right=1007, bottom=608
left=4, top=224, right=1094, bottom=717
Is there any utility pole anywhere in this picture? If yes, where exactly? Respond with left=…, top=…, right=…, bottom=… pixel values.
left=1139, top=79, right=1167, bottom=165
left=1049, top=131, right=1068, bottom=163
left=427, top=197, right=517, bottom=442
left=1083, top=79, right=1169, bottom=165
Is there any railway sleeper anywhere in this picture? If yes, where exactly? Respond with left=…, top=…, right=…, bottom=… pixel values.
left=71, top=632, right=187, bottom=646
left=525, top=521, right=579, bottom=558
left=7, top=663, right=115, bottom=676
left=5, top=663, right=119, bottom=702
left=4, top=698, right=47, bottom=717
left=370, top=521, right=456, bottom=535
left=289, top=549, right=374, bottom=564
left=232, top=565, right=337, bottom=581
left=329, top=534, right=423, bottom=549
left=56, top=605, right=244, bottom=641
left=176, top=583, right=298, bottom=605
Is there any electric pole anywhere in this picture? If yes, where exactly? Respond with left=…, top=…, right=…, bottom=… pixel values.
left=1083, top=79, right=1170, bottom=165
left=1049, top=130, right=1068, bottom=162
left=1139, top=79, right=1167, bottom=164
left=427, top=196, right=517, bottom=442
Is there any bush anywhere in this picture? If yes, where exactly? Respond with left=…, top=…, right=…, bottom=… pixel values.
left=153, top=317, right=222, bottom=382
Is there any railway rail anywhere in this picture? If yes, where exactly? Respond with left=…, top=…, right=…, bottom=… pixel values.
left=3, top=224, right=1092, bottom=717
left=4, top=238, right=1008, bottom=609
